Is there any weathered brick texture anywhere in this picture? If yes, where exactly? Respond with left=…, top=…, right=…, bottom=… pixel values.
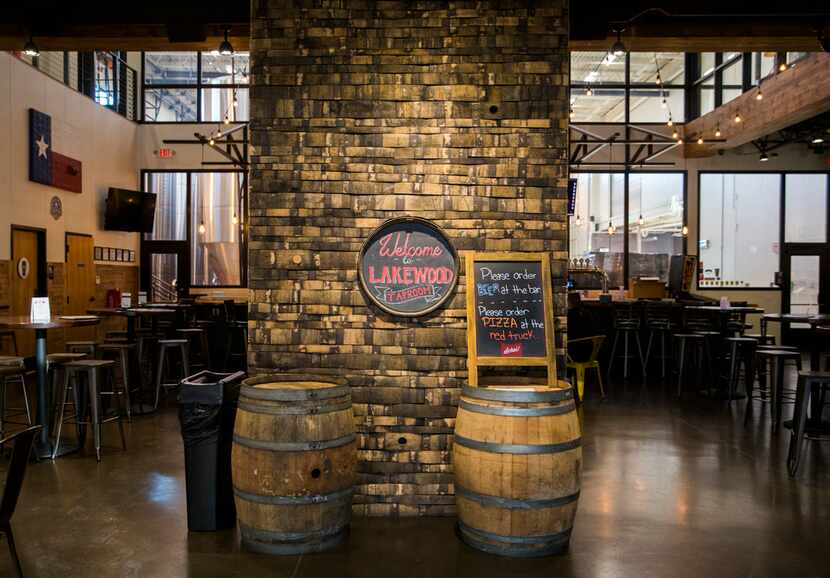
left=249, top=0, right=569, bottom=516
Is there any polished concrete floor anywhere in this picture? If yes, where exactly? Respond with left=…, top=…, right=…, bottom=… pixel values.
left=1, top=377, right=829, bottom=578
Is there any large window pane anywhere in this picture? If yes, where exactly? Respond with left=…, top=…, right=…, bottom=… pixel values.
left=145, top=173, right=187, bottom=241
left=699, top=174, right=780, bottom=288
left=191, top=173, right=242, bottom=286
left=201, top=87, right=249, bottom=122
left=698, top=53, right=716, bottom=79
left=569, top=173, right=626, bottom=289
left=570, top=89, right=625, bottom=122
left=95, top=51, right=116, bottom=108
left=629, top=52, right=684, bottom=85
left=201, top=52, right=249, bottom=85
left=785, top=174, right=827, bottom=243
left=629, top=88, right=683, bottom=122
left=699, top=87, right=715, bottom=115
left=571, top=51, right=625, bottom=84
left=628, top=173, right=685, bottom=282
left=144, top=88, right=197, bottom=122
left=144, top=52, right=197, bottom=85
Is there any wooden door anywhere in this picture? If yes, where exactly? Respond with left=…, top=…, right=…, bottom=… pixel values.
left=10, top=228, right=41, bottom=355
left=65, top=234, right=96, bottom=341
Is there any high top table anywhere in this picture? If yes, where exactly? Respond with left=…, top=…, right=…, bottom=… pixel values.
left=0, top=315, right=100, bottom=458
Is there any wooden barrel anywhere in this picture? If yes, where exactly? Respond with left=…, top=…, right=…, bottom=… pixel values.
left=453, top=383, right=581, bottom=557
left=232, top=374, right=356, bottom=555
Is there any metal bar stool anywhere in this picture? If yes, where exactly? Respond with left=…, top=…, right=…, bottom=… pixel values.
left=65, top=340, right=99, bottom=357
left=787, top=371, right=830, bottom=477
left=176, top=328, right=210, bottom=371
left=53, top=359, right=127, bottom=461
left=750, top=349, right=802, bottom=432
left=673, top=333, right=707, bottom=397
left=0, top=331, right=19, bottom=356
left=0, top=363, right=31, bottom=438
left=46, top=353, right=87, bottom=431
left=98, top=342, right=139, bottom=421
left=643, top=302, right=674, bottom=379
left=607, top=303, right=645, bottom=381
left=724, top=337, right=758, bottom=400
left=154, top=339, right=190, bottom=409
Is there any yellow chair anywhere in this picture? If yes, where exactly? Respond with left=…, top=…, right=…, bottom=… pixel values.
left=567, top=336, right=606, bottom=401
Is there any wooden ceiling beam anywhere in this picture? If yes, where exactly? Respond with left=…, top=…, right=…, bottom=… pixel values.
left=682, top=52, right=830, bottom=155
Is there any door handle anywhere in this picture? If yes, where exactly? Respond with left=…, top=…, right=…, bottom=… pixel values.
left=89, top=297, right=95, bottom=302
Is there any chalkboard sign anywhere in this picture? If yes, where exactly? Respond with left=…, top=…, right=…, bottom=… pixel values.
left=358, top=217, right=458, bottom=316
left=466, top=252, right=556, bottom=386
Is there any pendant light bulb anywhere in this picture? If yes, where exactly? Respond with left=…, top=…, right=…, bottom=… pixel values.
left=756, top=89, right=763, bottom=101
left=660, top=99, right=667, bottom=109
left=610, top=29, right=625, bottom=57
left=23, top=35, right=39, bottom=57
left=715, top=125, right=721, bottom=138
left=778, top=62, right=787, bottom=72
left=198, top=221, right=206, bottom=235
left=677, top=138, right=684, bottom=145
left=208, top=137, right=215, bottom=146
left=697, top=136, right=704, bottom=145
left=734, top=111, right=742, bottom=123
left=586, top=87, right=593, bottom=97
left=575, top=214, right=582, bottom=226
left=232, top=213, right=239, bottom=225
left=667, top=118, right=673, bottom=127
left=607, top=222, right=614, bottom=235
left=682, top=224, right=689, bottom=236
left=638, top=214, right=644, bottom=226
left=672, top=130, right=679, bottom=139
left=218, top=27, right=234, bottom=55
left=224, top=115, right=230, bottom=125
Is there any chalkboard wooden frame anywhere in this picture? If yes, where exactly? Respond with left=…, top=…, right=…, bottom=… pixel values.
left=357, top=216, right=459, bottom=317
left=465, top=252, right=556, bottom=387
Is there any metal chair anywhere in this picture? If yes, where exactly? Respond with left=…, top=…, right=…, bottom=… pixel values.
left=154, top=339, right=190, bottom=409
left=567, top=336, right=606, bottom=401
left=607, top=303, right=645, bottom=381
left=787, top=371, right=830, bottom=476
left=643, top=302, right=674, bottom=379
left=0, top=425, right=41, bottom=578
left=0, top=364, right=31, bottom=438
left=749, top=349, right=802, bottom=433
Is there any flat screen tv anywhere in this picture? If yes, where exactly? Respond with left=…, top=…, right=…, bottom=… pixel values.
left=104, top=188, right=156, bottom=233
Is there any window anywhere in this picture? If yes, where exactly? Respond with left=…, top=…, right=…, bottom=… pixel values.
left=143, top=51, right=249, bottom=122
left=698, top=173, right=780, bottom=288
left=569, top=173, right=626, bottom=289
left=628, top=173, right=685, bottom=282
left=143, top=171, right=245, bottom=287
left=785, top=174, right=827, bottom=243
left=570, top=51, right=686, bottom=123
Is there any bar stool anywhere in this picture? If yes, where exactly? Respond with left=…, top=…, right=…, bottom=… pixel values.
left=53, top=359, right=127, bottom=461
left=66, top=340, right=99, bottom=357
left=154, top=339, right=190, bottom=409
left=643, top=303, right=674, bottom=379
left=607, top=303, right=645, bottom=381
left=692, top=330, right=722, bottom=387
left=787, top=371, right=830, bottom=476
left=0, top=362, right=31, bottom=437
left=745, top=333, right=775, bottom=346
left=47, top=353, right=87, bottom=429
left=0, top=331, right=19, bottom=355
left=673, top=333, right=707, bottom=397
left=105, top=331, right=129, bottom=341
left=176, top=328, right=210, bottom=371
left=723, top=337, right=758, bottom=400
left=750, top=349, right=802, bottom=432
left=98, top=342, right=139, bottom=421
left=222, top=300, right=247, bottom=372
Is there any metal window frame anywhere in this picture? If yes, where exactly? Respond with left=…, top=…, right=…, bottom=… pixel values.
left=695, top=170, right=830, bottom=292
left=140, top=168, right=248, bottom=289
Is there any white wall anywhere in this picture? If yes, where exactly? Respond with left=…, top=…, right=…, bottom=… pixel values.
left=0, top=52, right=140, bottom=262
left=137, top=123, right=245, bottom=171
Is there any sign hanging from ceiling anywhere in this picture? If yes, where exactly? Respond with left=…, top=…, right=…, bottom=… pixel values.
left=358, top=217, right=458, bottom=317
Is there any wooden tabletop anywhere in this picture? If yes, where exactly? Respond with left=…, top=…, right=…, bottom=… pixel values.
left=0, top=315, right=101, bottom=330
left=687, top=306, right=764, bottom=313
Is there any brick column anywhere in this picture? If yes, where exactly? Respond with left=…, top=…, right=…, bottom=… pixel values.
left=249, top=0, right=569, bottom=516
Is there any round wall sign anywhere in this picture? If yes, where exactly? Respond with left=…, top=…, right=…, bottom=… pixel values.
left=50, top=196, right=62, bottom=220
left=358, top=217, right=458, bottom=317
left=17, top=257, right=30, bottom=280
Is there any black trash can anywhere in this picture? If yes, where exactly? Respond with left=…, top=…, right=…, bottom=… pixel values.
left=178, top=370, right=245, bottom=532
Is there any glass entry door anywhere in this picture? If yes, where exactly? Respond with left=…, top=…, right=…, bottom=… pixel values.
left=141, top=244, right=189, bottom=303
left=782, top=245, right=830, bottom=343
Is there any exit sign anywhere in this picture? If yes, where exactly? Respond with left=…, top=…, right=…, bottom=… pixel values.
left=156, top=148, right=176, bottom=158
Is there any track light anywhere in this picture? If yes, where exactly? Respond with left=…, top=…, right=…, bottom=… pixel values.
left=715, top=125, right=721, bottom=138
left=759, top=151, right=769, bottom=162
left=734, top=111, right=742, bottom=123
left=23, top=35, right=39, bottom=57
left=610, top=29, right=625, bottom=57
left=198, top=220, right=206, bottom=234
left=218, top=27, right=234, bottom=55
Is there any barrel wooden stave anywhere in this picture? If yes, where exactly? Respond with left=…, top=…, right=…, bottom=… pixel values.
left=453, top=383, right=581, bottom=557
left=232, top=376, right=356, bottom=555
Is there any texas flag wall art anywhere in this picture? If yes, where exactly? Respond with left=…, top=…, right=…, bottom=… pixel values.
left=29, top=109, right=83, bottom=194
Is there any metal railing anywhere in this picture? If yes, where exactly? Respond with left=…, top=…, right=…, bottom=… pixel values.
left=150, top=274, right=178, bottom=302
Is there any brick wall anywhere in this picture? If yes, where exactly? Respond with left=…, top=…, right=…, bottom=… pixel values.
left=249, top=0, right=569, bottom=516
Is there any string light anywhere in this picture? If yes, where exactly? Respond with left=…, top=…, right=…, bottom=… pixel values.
left=569, top=107, right=575, bottom=120
left=667, top=118, right=673, bottom=127
left=672, top=129, right=679, bottom=139
left=697, top=136, right=704, bottom=145
left=198, top=220, right=206, bottom=235
left=586, top=87, right=593, bottom=97
left=677, top=138, right=684, bottom=144
left=208, top=137, right=215, bottom=146
left=733, top=111, right=742, bottom=123
left=660, top=98, right=667, bottom=109
left=682, top=224, right=689, bottom=236
left=755, top=89, right=763, bottom=101
left=715, top=125, right=721, bottom=138
left=778, top=62, right=787, bottom=72
left=224, top=114, right=230, bottom=125
left=232, top=213, right=239, bottom=225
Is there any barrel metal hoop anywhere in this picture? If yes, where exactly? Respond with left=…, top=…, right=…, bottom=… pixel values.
left=233, top=486, right=354, bottom=506
left=459, top=399, right=575, bottom=418
left=240, top=384, right=351, bottom=402
left=237, top=400, right=353, bottom=416
left=461, top=386, right=573, bottom=403
left=458, top=522, right=571, bottom=558
left=233, top=433, right=356, bottom=452
left=239, top=524, right=347, bottom=555
left=453, top=435, right=581, bottom=455
left=455, top=485, right=580, bottom=510
left=239, top=523, right=345, bottom=543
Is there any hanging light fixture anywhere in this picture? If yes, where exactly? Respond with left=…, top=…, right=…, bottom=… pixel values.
left=569, top=107, right=575, bottom=120
left=585, top=87, right=593, bottom=97
left=607, top=221, right=615, bottom=235
left=667, top=118, right=673, bottom=128
left=208, top=136, right=215, bottom=146
left=223, top=114, right=230, bottom=125
left=759, top=151, right=769, bottom=162
left=610, top=29, right=626, bottom=57
left=811, top=136, right=824, bottom=144
left=682, top=224, right=689, bottom=236
left=755, top=88, right=763, bottom=101
left=218, top=26, right=234, bottom=55
left=575, top=214, right=582, bottom=226
left=672, top=129, right=679, bottom=139
left=23, top=34, right=39, bottom=57
left=198, top=220, right=206, bottom=234
left=715, top=125, right=722, bottom=138
left=660, top=98, right=667, bottom=109
left=232, top=213, right=239, bottom=225
left=733, top=111, right=742, bottom=123
left=676, top=138, right=684, bottom=145
left=638, top=214, right=644, bottom=226
left=697, top=136, right=704, bottom=145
